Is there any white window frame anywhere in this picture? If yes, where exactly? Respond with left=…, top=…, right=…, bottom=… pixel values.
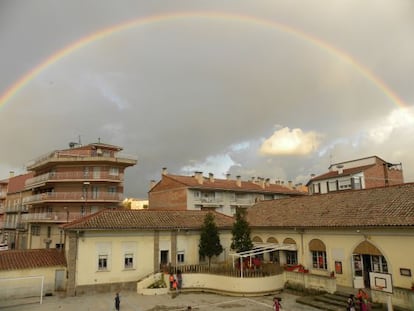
left=109, top=167, right=119, bottom=176
left=98, top=254, right=108, bottom=271
left=177, top=251, right=185, bottom=264
left=312, top=251, right=327, bottom=270
left=124, top=253, right=134, bottom=269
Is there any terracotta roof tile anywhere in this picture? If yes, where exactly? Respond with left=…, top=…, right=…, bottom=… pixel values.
left=63, top=209, right=234, bottom=230
left=247, top=183, right=414, bottom=228
left=160, top=174, right=305, bottom=195
left=0, top=249, right=66, bottom=271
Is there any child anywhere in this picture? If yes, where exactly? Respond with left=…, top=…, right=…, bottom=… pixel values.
left=273, top=296, right=282, bottom=311
left=347, top=294, right=356, bottom=311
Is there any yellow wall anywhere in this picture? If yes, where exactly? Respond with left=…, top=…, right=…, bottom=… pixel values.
left=0, top=266, right=66, bottom=300
left=251, top=228, right=414, bottom=290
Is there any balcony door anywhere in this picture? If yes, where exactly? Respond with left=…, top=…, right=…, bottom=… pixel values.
left=93, top=167, right=100, bottom=179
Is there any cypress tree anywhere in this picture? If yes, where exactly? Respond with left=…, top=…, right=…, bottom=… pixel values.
left=199, top=212, right=223, bottom=268
left=231, top=208, right=253, bottom=252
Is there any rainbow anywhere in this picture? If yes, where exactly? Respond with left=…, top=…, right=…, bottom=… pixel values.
left=0, top=11, right=408, bottom=109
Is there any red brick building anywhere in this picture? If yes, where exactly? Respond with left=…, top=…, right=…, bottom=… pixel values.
left=21, top=142, right=137, bottom=249
left=149, top=169, right=306, bottom=216
left=306, top=156, right=403, bottom=194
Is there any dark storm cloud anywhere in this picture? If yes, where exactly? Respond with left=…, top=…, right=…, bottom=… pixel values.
left=0, top=0, right=413, bottom=196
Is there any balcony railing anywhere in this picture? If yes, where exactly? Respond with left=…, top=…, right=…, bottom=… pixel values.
left=25, top=171, right=123, bottom=188
left=3, top=222, right=27, bottom=230
left=26, top=150, right=137, bottom=169
left=21, top=211, right=93, bottom=223
left=22, top=192, right=123, bottom=204
left=231, top=198, right=255, bottom=205
left=4, top=205, right=29, bottom=213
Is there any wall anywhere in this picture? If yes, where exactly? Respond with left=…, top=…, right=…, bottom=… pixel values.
left=149, top=187, right=187, bottom=210
left=0, top=266, right=66, bottom=300
left=75, top=231, right=155, bottom=289
left=179, top=273, right=285, bottom=295
left=251, top=228, right=414, bottom=290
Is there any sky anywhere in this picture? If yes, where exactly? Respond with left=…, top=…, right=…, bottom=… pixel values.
left=0, top=0, right=414, bottom=197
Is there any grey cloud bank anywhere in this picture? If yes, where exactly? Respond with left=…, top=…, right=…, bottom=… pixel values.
left=0, top=1, right=413, bottom=197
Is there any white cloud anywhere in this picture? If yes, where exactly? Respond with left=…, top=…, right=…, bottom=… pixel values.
left=368, top=108, right=414, bottom=144
left=180, top=153, right=239, bottom=177
left=260, top=127, right=322, bottom=156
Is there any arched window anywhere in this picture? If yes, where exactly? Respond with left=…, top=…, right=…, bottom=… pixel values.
left=283, top=238, right=297, bottom=265
left=309, top=239, right=327, bottom=270
left=252, top=236, right=263, bottom=243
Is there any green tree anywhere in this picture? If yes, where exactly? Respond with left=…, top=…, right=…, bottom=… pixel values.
left=199, top=212, right=223, bottom=268
left=231, top=208, right=253, bottom=252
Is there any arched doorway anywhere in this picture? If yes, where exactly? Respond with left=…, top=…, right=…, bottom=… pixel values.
left=352, top=240, right=388, bottom=288
left=267, top=237, right=279, bottom=263
left=282, top=238, right=298, bottom=266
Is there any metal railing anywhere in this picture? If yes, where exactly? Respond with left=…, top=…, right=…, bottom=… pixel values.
left=163, top=262, right=283, bottom=278
left=25, top=171, right=123, bottom=187
left=26, top=150, right=137, bottom=168
left=22, top=192, right=123, bottom=204
left=4, top=205, right=29, bottom=213
left=21, top=211, right=92, bottom=223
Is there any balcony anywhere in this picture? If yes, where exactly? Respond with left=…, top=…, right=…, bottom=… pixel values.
left=21, top=211, right=93, bottom=223
left=25, top=171, right=123, bottom=188
left=22, top=192, right=123, bottom=205
left=3, top=222, right=27, bottom=230
left=4, top=205, right=29, bottom=213
left=230, top=198, right=255, bottom=206
left=26, top=150, right=137, bottom=170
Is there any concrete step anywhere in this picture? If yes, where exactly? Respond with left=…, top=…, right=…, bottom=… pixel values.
left=296, top=296, right=344, bottom=311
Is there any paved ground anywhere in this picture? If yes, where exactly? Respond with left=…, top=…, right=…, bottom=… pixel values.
left=1, top=291, right=321, bottom=311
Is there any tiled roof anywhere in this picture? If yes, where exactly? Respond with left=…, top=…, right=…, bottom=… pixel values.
left=7, top=172, right=35, bottom=194
left=159, top=174, right=305, bottom=195
left=307, top=164, right=375, bottom=183
left=247, top=183, right=414, bottom=228
left=0, top=249, right=66, bottom=271
left=63, top=209, right=234, bottom=230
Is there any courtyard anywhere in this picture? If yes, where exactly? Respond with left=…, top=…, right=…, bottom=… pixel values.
left=1, top=291, right=320, bottom=311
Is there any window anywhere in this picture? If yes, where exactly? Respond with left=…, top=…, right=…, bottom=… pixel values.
left=177, top=252, right=185, bottom=264
left=98, top=255, right=108, bottom=270
left=312, top=251, right=327, bottom=270
left=108, top=186, right=116, bottom=193
left=286, top=251, right=298, bottom=265
left=124, top=253, right=134, bottom=269
left=31, top=225, right=40, bottom=236
left=109, top=167, right=119, bottom=176
left=193, top=191, right=201, bottom=199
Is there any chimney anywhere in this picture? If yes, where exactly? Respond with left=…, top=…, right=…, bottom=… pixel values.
left=209, top=173, right=214, bottom=183
left=250, top=177, right=255, bottom=182
left=259, top=177, right=265, bottom=189
left=162, top=167, right=168, bottom=175
left=149, top=180, right=156, bottom=190
left=9, top=171, right=14, bottom=178
left=265, top=178, right=270, bottom=187
left=236, top=175, right=242, bottom=187
left=226, top=173, right=231, bottom=180
left=288, top=181, right=293, bottom=188
left=194, top=171, right=203, bottom=184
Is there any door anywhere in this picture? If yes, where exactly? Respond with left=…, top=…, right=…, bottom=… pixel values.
left=352, top=254, right=364, bottom=288
left=55, top=269, right=65, bottom=291
left=93, top=167, right=100, bottom=179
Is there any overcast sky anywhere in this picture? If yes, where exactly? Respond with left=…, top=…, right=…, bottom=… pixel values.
left=1, top=0, right=413, bottom=197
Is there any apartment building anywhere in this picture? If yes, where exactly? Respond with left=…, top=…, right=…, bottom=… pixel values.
left=306, top=156, right=403, bottom=194
left=2, top=173, right=34, bottom=249
left=21, top=142, right=137, bottom=249
left=149, top=169, right=306, bottom=216
left=0, top=177, right=9, bottom=244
